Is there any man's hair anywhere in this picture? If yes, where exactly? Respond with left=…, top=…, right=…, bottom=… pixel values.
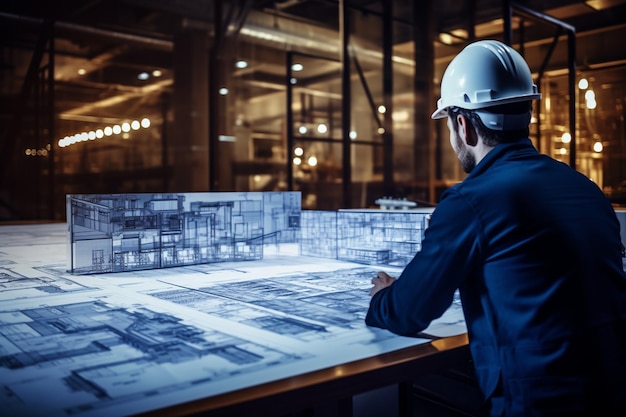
left=448, top=101, right=532, bottom=146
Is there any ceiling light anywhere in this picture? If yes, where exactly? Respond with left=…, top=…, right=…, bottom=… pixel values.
left=593, top=141, right=603, bottom=152
left=137, top=72, right=149, bottom=80
left=292, top=63, right=304, bottom=71
left=439, top=33, right=454, bottom=45
left=561, top=132, right=571, bottom=143
left=235, top=60, right=248, bottom=69
left=152, top=69, right=162, bottom=77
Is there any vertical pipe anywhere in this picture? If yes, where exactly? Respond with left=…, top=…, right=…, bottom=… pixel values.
left=48, top=24, right=55, bottom=219
left=161, top=93, right=169, bottom=192
left=503, top=0, right=513, bottom=45
left=286, top=51, right=294, bottom=191
left=413, top=0, right=436, bottom=203
left=382, top=0, right=394, bottom=197
left=209, top=0, right=223, bottom=190
left=568, top=30, right=577, bottom=168
left=468, top=0, right=476, bottom=41
left=340, top=0, right=352, bottom=208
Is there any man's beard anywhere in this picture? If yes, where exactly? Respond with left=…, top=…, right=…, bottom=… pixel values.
left=454, top=132, right=476, bottom=173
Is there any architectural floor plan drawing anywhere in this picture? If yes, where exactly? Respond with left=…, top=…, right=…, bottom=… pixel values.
left=146, top=266, right=407, bottom=344
left=0, top=294, right=309, bottom=417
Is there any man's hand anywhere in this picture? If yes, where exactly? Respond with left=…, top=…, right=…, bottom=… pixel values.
left=370, top=271, right=397, bottom=297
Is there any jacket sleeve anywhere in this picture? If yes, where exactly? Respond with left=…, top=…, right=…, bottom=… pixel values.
left=365, top=189, right=483, bottom=336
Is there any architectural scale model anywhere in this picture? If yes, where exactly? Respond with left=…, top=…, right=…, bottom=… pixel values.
left=301, top=208, right=434, bottom=267
left=67, top=192, right=301, bottom=274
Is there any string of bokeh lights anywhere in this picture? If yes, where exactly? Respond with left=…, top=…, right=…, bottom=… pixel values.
left=57, top=117, right=151, bottom=148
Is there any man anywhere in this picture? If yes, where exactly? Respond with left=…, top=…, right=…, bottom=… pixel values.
left=365, top=39, right=626, bottom=416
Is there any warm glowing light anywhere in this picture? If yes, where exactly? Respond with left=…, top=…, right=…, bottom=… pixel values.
left=559, top=148, right=567, bottom=155
left=293, top=157, right=302, bottom=165
left=585, top=90, right=595, bottom=101
left=294, top=147, right=304, bottom=156
left=392, top=110, right=409, bottom=121
left=586, top=99, right=597, bottom=109
left=307, top=156, right=318, bottom=166
left=377, top=105, right=386, bottom=114
left=593, top=141, right=603, bottom=152
left=349, top=131, right=357, bottom=139
left=58, top=117, right=153, bottom=148
left=137, top=72, right=149, bottom=80
left=77, top=68, right=86, bottom=75
left=292, top=63, right=304, bottom=71
left=561, top=132, right=571, bottom=144
left=152, top=69, right=162, bottom=77
left=578, top=78, right=588, bottom=89
left=235, top=60, right=248, bottom=69
left=317, top=123, right=328, bottom=134
left=439, top=33, right=454, bottom=45
left=219, top=87, right=229, bottom=95
left=378, top=127, right=385, bottom=134
left=298, top=125, right=308, bottom=134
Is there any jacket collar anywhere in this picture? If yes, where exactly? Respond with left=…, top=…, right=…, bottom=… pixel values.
left=466, top=138, right=535, bottom=179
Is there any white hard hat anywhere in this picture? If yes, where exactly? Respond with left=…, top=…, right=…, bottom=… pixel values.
left=431, top=40, right=541, bottom=130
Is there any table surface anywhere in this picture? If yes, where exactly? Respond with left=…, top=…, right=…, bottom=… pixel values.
left=0, top=222, right=467, bottom=417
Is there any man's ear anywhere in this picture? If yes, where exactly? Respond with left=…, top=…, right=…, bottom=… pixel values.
left=457, top=114, right=478, bottom=146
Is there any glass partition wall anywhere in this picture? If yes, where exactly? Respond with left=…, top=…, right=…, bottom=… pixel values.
left=2, top=1, right=626, bottom=221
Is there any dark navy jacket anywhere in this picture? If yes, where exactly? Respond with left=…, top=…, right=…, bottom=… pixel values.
left=366, top=138, right=626, bottom=416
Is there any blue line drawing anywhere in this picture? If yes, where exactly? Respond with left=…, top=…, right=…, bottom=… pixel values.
left=67, top=192, right=301, bottom=274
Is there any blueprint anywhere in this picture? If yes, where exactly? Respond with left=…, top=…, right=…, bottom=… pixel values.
left=0, top=196, right=465, bottom=417
left=67, top=192, right=301, bottom=274
left=300, top=208, right=434, bottom=267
